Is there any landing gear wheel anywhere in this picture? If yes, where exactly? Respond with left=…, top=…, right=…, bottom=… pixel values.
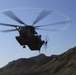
left=23, top=45, right=26, bottom=48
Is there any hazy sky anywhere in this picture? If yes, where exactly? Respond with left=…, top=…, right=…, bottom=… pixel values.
left=0, top=0, right=76, bottom=68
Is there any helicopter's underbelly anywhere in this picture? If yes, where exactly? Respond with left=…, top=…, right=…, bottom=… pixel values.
left=15, top=36, right=43, bottom=50
left=16, top=36, right=26, bottom=45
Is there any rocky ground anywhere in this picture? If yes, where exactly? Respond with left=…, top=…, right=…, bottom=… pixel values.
left=0, top=47, right=76, bottom=75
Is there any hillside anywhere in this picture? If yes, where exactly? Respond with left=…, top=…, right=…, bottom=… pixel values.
left=0, top=47, right=76, bottom=75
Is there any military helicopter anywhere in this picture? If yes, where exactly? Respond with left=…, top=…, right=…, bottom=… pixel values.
left=0, top=9, right=70, bottom=51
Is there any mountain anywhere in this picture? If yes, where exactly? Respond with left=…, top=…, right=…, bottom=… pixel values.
left=0, top=47, right=76, bottom=75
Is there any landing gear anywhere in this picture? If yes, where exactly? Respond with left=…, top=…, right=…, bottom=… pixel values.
left=23, top=45, right=26, bottom=48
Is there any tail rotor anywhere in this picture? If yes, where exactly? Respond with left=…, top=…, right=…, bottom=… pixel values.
left=43, top=35, right=49, bottom=50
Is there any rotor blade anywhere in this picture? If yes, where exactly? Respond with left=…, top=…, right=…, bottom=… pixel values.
left=35, top=20, right=69, bottom=28
left=1, top=29, right=17, bottom=32
left=36, top=28, right=58, bottom=31
left=32, top=10, right=52, bottom=25
left=43, top=35, right=49, bottom=50
left=0, top=23, right=21, bottom=27
left=3, top=10, right=26, bottom=25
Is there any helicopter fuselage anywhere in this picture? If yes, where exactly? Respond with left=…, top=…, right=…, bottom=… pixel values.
left=16, top=26, right=45, bottom=50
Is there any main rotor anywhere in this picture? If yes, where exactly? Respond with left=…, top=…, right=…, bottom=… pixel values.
left=0, top=9, right=70, bottom=33
left=0, top=10, right=51, bottom=32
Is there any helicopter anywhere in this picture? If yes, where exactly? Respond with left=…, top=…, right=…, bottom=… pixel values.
left=0, top=9, right=70, bottom=51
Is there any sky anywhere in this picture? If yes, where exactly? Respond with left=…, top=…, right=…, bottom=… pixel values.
left=0, top=0, right=76, bottom=68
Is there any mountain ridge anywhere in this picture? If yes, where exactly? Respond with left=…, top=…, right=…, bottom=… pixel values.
left=0, top=46, right=76, bottom=75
